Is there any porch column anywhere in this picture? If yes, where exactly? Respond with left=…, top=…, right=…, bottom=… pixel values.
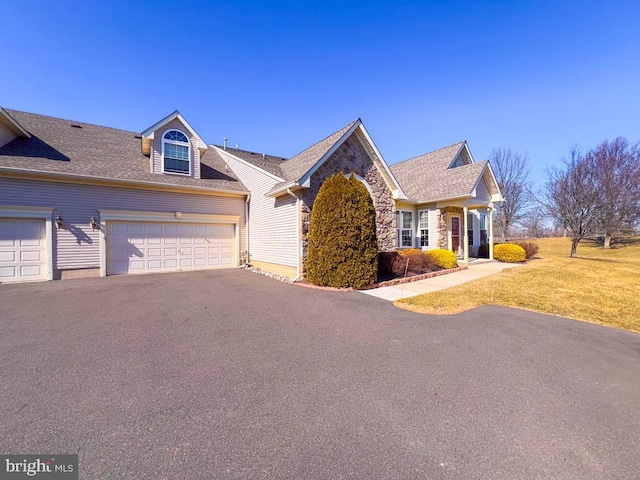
left=463, top=206, right=469, bottom=262
left=488, top=207, right=494, bottom=260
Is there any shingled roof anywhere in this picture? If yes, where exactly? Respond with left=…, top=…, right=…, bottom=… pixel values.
left=213, top=146, right=287, bottom=179
left=390, top=141, right=490, bottom=202
left=0, top=109, right=248, bottom=193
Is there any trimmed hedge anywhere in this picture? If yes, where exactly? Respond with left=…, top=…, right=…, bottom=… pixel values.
left=514, top=241, right=539, bottom=259
left=426, top=249, right=458, bottom=269
left=306, top=172, right=378, bottom=288
left=397, top=248, right=423, bottom=257
left=493, top=243, right=526, bottom=263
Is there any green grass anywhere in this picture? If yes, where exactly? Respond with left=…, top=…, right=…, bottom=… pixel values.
left=396, top=237, right=640, bottom=332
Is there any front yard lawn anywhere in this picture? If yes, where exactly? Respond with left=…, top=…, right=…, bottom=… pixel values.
left=396, top=237, right=640, bottom=332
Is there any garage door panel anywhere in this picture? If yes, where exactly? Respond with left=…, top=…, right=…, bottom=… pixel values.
left=106, top=221, right=235, bottom=276
left=0, top=266, right=16, bottom=277
left=0, top=251, right=15, bottom=262
left=21, top=251, right=41, bottom=262
left=0, top=218, right=46, bottom=283
left=21, top=265, right=42, bottom=276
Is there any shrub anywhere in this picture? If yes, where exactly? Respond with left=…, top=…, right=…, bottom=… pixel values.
left=426, top=249, right=458, bottom=269
left=378, top=251, right=439, bottom=279
left=306, top=172, right=378, bottom=288
left=397, top=248, right=423, bottom=257
left=493, top=243, right=526, bottom=263
left=514, top=241, right=539, bottom=259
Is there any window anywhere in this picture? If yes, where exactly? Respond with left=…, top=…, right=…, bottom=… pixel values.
left=467, top=213, right=474, bottom=246
left=480, top=213, right=488, bottom=244
left=162, top=130, right=190, bottom=175
left=418, top=210, right=429, bottom=247
left=397, top=210, right=413, bottom=248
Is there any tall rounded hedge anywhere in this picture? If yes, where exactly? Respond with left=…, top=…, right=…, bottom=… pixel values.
left=306, top=172, right=378, bottom=288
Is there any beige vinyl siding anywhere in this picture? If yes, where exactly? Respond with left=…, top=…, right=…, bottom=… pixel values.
left=475, top=176, right=492, bottom=203
left=220, top=151, right=298, bottom=268
left=0, top=123, right=17, bottom=148
left=152, top=118, right=201, bottom=179
left=414, top=203, right=438, bottom=249
left=0, top=177, right=246, bottom=270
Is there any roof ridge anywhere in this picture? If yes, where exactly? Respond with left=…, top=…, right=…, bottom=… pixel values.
left=286, top=118, right=359, bottom=162
left=4, top=108, right=139, bottom=135
left=212, top=145, right=288, bottom=161
left=392, top=140, right=466, bottom=167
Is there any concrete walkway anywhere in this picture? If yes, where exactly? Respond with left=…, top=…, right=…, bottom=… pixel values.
left=360, top=259, right=523, bottom=301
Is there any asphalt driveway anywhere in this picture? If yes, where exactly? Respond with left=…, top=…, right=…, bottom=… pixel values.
left=1, top=270, right=639, bottom=479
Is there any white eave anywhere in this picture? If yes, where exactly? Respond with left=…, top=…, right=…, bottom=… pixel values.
left=0, top=108, right=31, bottom=138
left=141, top=110, right=208, bottom=157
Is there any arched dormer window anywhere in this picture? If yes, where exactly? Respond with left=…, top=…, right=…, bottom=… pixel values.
left=162, top=130, right=191, bottom=175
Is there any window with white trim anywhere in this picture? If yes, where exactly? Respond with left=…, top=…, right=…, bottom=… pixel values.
left=480, top=213, right=488, bottom=244
left=162, top=130, right=190, bottom=175
left=418, top=209, right=429, bottom=247
left=397, top=210, right=413, bottom=248
left=467, top=213, right=474, bottom=246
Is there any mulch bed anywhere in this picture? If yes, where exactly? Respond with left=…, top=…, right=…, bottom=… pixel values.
left=290, top=265, right=468, bottom=292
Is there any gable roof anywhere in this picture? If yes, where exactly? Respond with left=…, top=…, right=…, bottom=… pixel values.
left=278, top=120, right=359, bottom=182
left=213, top=146, right=287, bottom=180
left=390, top=141, right=498, bottom=203
left=141, top=110, right=208, bottom=154
left=254, top=119, right=406, bottom=198
left=0, top=109, right=247, bottom=193
left=0, top=108, right=31, bottom=139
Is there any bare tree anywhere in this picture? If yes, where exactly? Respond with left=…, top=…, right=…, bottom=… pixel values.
left=591, top=138, right=640, bottom=248
left=489, top=148, right=532, bottom=242
left=519, top=209, right=548, bottom=238
left=543, top=148, right=604, bottom=257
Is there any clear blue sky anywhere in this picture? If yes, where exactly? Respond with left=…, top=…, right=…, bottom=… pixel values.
left=2, top=1, right=639, bottom=184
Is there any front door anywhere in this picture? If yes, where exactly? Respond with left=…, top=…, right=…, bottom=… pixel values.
left=451, top=216, right=460, bottom=253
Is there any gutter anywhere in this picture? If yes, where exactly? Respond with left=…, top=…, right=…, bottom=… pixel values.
left=267, top=181, right=299, bottom=197
left=245, top=193, right=251, bottom=265
left=286, top=187, right=302, bottom=282
left=0, top=167, right=250, bottom=198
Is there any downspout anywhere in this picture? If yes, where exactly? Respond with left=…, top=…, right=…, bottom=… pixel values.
left=245, top=193, right=251, bottom=265
left=286, top=188, right=302, bottom=281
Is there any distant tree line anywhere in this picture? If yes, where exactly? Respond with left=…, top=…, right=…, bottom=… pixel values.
left=489, top=138, right=640, bottom=257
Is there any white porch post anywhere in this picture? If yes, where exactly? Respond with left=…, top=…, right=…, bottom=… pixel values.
left=488, top=207, right=494, bottom=260
left=463, top=206, right=469, bottom=262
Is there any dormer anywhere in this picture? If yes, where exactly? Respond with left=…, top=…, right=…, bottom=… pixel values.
left=449, top=141, right=474, bottom=168
left=141, top=111, right=208, bottom=179
left=0, top=107, right=31, bottom=148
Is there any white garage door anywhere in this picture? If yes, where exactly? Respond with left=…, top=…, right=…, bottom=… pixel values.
left=0, top=218, right=47, bottom=283
left=106, top=221, right=235, bottom=276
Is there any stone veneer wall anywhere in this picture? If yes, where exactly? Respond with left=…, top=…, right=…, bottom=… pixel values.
left=300, top=135, right=396, bottom=275
left=437, top=206, right=463, bottom=249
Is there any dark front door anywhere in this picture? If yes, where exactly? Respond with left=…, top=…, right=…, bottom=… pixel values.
left=451, top=217, right=460, bottom=253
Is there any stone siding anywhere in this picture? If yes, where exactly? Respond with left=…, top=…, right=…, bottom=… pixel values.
left=437, top=206, right=463, bottom=249
left=300, top=135, right=396, bottom=274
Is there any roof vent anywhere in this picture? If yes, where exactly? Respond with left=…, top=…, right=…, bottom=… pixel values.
left=134, top=135, right=142, bottom=139
left=71, top=124, right=82, bottom=129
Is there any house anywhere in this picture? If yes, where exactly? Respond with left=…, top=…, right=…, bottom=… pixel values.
left=0, top=108, right=502, bottom=283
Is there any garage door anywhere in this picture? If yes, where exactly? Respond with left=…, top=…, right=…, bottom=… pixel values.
left=106, top=221, right=235, bottom=276
left=0, top=218, right=47, bottom=283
